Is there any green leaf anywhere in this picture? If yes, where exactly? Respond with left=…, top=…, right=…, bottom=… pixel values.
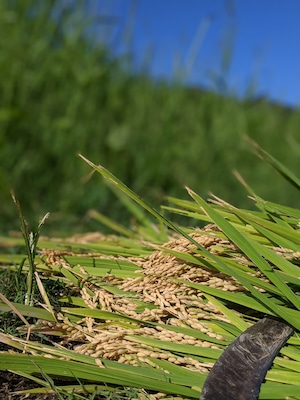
left=125, top=335, right=222, bottom=360
left=249, top=139, right=300, bottom=190
left=0, top=302, right=56, bottom=321
left=0, top=353, right=200, bottom=398
left=186, top=187, right=300, bottom=323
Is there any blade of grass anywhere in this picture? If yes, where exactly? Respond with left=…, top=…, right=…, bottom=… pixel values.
left=87, top=209, right=136, bottom=238
left=212, top=196, right=300, bottom=246
left=125, top=335, right=222, bottom=360
left=79, top=156, right=300, bottom=328
left=0, top=301, right=56, bottom=321
left=202, top=293, right=249, bottom=332
left=0, top=293, right=30, bottom=329
left=186, top=187, right=300, bottom=315
left=0, top=353, right=200, bottom=398
left=248, top=138, right=300, bottom=190
left=259, top=383, right=300, bottom=399
left=34, top=271, right=57, bottom=321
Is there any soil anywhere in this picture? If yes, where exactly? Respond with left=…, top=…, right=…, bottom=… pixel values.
left=0, top=370, right=113, bottom=399
left=0, top=371, right=57, bottom=399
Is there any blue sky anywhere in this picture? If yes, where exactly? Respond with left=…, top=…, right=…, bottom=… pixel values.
left=94, top=0, right=300, bottom=107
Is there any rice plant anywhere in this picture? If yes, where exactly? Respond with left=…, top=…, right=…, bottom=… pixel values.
left=1, top=145, right=300, bottom=399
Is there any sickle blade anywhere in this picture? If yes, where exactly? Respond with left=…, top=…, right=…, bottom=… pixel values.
left=200, top=317, right=294, bottom=400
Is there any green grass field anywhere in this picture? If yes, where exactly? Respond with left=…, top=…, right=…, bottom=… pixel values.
left=1, top=0, right=300, bottom=235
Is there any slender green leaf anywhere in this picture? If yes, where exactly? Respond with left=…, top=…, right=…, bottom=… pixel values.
left=125, top=335, right=222, bottom=360
left=186, top=187, right=300, bottom=316
left=0, top=302, right=56, bottom=321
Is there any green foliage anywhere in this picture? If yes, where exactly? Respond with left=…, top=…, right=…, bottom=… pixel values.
left=2, top=149, right=300, bottom=398
left=1, top=0, right=300, bottom=235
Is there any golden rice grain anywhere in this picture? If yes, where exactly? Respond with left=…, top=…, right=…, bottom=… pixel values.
left=38, top=227, right=268, bottom=374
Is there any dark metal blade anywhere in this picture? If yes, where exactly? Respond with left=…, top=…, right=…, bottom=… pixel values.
left=200, top=317, right=294, bottom=400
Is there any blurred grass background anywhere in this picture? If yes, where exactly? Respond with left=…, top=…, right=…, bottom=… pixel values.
left=1, top=0, right=300, bottom=235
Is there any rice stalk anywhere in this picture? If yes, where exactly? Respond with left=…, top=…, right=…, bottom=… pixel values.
left=1, top=151, right=300, bottom=398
